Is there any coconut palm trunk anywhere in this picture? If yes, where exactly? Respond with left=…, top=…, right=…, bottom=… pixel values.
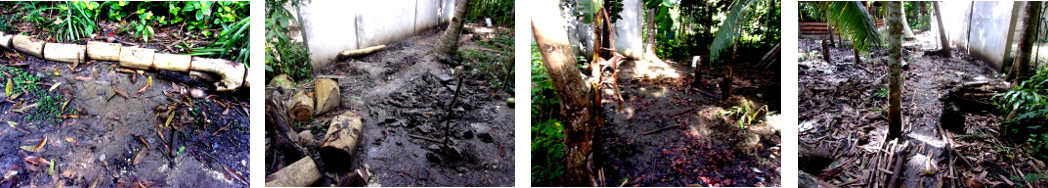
left=888, top=1, right=903, bottom=139
left=900, top=2, right=916, bottom=40
left=1008, top=1, right=1041, bottom=82
left=532, top=0, right=601, bottom=186
left=432, top=0, right=473, bottom=63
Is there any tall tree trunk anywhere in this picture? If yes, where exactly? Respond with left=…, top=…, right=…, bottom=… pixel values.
left=888, top=1, right=903, bottom=139
left=1009, top=1, right=1042, bottom=82
left=933, top=1, right=951, bottom=57
left=433, top=0, right=473, bottom=63
left=645, top=8, right=657, bottom=60
left=1004, top=2, right=1024, bottom=70
left=532, top=0, right=600, bottom=186
left=900, top=2, right=916, bottom=40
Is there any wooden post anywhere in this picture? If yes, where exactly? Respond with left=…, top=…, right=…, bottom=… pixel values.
left=314, top=78, right=340, bottom=115
left=319, top=111, right=363, bottom=169
left=264, top=157, right=322, bottom=187
left=289, top=90, right=315, bottom=121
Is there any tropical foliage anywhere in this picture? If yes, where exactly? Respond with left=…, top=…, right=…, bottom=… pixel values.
left=265, top=0, right=312, bottom=82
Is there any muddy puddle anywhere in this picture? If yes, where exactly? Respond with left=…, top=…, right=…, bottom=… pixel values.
left=596, top=58, right=781, bottom=186
left=0, top=49, right=250, bottom=187
left=266, top=29, right=514, bottom=186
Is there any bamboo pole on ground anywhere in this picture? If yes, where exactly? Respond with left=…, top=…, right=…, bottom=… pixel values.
left=119, top=47, right=156, bottom=70
left=86, top=41, right=121, bottom=61
left=153, top=54, right=192, bottom=72
left=42, top=43, right=86, bottom=64
left=264, top=157, right=322, bottom=187
left=189, top=57, right=246, bottom=91
left=12, top=35, right=45, bottom=58
left=336, top=45, right=385, bottom=60
left=0, top=32, right=12, bottom=49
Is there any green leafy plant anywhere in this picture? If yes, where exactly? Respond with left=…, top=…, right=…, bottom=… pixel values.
left=461, top=35, right=514, bottom=92
left=995, top=67, right=1048, bottom=158
left=266, top=0, right=312, bottom=82
left=1010, top=173, right=1046, bottom=186
left=53, top=1, right=100, bottom=42
left=188, top=17, right=250, bottom=65
left=531, top=119, right=565, bottom=186
left=465, top=0, right=514, bottom=26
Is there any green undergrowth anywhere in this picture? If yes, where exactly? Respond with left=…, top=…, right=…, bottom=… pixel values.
left=0, top=66, right=76, bottom=125
left=462, top=35, right=514, bottom=93
left=531, top=42, right=565, bottom=186
left=995, top=67, right=1048, bottom=159
left=265, top=0, right=312, bottom=82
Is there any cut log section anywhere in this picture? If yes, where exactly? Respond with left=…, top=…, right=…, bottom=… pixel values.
left=336, top=45, right=385, bottom=60
left=86, top=41, right=121, bottom=61
left=12, top=35, right=45, bottom=58
left=189, top=57, right=246, bottom=91
left=289, top=90, right=314, bottom=121
left=152, top=53, right=192, bottom=72
left=320, top=111, right=363, bottom=169
left=264, top=157, right=322, bottom=187
left=314, top=78, right=340, bottom=115
left=189, top=70, right=218, bottom=82
left=42, top=43, right=86, bottom=64
left=119, top=47, right=156, bottom=70
left=0, top=32, right=12, bottom=49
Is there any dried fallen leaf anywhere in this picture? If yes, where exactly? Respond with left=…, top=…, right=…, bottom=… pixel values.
left=49, top=82, right=62, bottom=92
left=138, top=76, right=151, bottom=93
left=73, top=76, right=93, bottom=81
left=64, top=137, right=78, bottom=146
left=114, top=89, right=129, bottom=99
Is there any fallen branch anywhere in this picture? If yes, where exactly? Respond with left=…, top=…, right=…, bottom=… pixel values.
left=337, top=45, right=386, bottom=60
left=642, top=124, right=681, bottom=135
left=409, top=134, right=442, bottom=143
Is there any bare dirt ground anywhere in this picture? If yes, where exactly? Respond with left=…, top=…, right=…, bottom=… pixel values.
left=265, top=28, right=515, bottom=186
left=0, top=48, right=249, bottom=188
left=596, top=56, right=781, bottom=186
left=799, top=31, right=1046, bottom=187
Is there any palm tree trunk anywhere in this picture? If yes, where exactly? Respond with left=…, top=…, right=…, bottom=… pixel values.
left=900, top=2, right=916, bottom=40
left=888, top=1, right=903, bottom=139
left=1009, top=1, right=1041, bottom=82
left=933, top=1, right=951, bottom=57
left=433, top=0, right=473, bottom=63
left=532, top=0, right=600, bottom=186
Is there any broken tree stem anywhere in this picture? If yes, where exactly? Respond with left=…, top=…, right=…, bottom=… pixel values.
left=443, top=74, right=465, bottom=146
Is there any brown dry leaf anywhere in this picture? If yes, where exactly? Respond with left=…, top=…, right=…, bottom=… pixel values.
left=64, top=137, right=78, bottom=146
left=20, top=137, right=47, bottom=152
left=138, top=76, right=152, bottom=93
left=24, top=155, right=50, bottom=166
left=114, top=89, right=129, bottom=99
left=72, top=76, right=93, bottom=81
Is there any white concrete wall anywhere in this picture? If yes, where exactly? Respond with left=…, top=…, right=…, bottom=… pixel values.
left=940, top=1, right=1022, bottom=70
left=300, top=0, right=454, bottom=69
left=561, top=0, right=644, bottom=60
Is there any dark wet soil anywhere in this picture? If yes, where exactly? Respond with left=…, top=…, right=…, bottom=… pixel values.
left=597, top=56, right=781, bottom=186
left=798, top=31, right=1045, bottom=187
left=0, top=49, right=249, bottom=187
left=265, top=28, right=514, bottom=186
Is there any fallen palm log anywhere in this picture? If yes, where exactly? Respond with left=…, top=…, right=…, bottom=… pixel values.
left=336, top=45, right=385, bottom=60
left=189, top=57, right=246, bottom=91
left=940, top=80, right=1010, bottom=131
left=319, top=111, right=363, bottom=169
left=314, top=78, right=340, bottom=115
left=0, top=33, right=249, bottom=91
left=264, top=157, right=322, bottom=187
left=86, top=41, right=121, bottom=61
left=0, top=32, right=12, bottom=49
left=13, top=35, right=45, bottom=58
left=289, top=90, right=315, bottom=121
left=43, top=43, right=86, bottom=64
left=153, top=54, right=192, bottom=72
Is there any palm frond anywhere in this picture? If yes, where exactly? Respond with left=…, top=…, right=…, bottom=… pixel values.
left=818, top=1, right=881, bottom=52
left=709, top=0, right=759, bottom=63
